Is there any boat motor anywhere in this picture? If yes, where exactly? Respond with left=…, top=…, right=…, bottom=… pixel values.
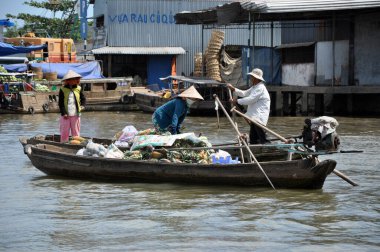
left=301, top=116, right=340, bottom=152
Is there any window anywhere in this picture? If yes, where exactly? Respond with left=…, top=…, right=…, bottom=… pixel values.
left=96, top=15, right=104, bottom=28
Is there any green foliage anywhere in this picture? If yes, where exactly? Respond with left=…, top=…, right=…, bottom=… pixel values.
left=5, top=0, right=90, bottom=42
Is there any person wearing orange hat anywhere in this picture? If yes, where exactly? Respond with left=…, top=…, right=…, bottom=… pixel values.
left=58, top=70, right=86, bottom=142
left=227, top=68, right=271, bottom=144
left=152, top=85, right=203, bottom=134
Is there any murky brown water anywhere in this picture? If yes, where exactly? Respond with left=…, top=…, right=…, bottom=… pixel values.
left=1, top=112, right=379, bottom=251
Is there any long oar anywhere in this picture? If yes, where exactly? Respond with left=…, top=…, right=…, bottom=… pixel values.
left=214, top=100, right=220, bottom=129
left=226, top=88, right=244, bottom=162
left=231, top=107, right=359, bottom=187
left=227, top=88, right=237, bottom=123
left=214, top=94, right=276, bottom=190
left=231, top=107, right=288, bottom=142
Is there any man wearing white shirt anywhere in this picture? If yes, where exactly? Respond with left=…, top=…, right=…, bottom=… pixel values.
left=227, top=68, right=271, bottom=144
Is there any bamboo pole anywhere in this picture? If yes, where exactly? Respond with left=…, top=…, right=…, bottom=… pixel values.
left=227, top=87, right=243, bottom=162
left=231, top=107, right=288, bottom=142
left=214, top=94, right=276, bottom=190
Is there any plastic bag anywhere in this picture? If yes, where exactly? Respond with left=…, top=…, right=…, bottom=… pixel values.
left=105, top=144, right=124, bottom=159
left=210, top=150, right=240, bottom=164
left=76, top=148, right=86, bottom=156
left=85, top=140, right=107, bottom=157
left=118, top=125, right=138, bottom=143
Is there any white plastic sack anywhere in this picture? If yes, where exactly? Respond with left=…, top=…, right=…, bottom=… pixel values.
left=311, top=116, right=339, bottom=138
left=85, top=140, right=107, bottom=157
left=114, top=141, right=129, bottom=148
left=210, top=149, right=231, bottom=159
left=105, top=144, right=124, bottom=159
left=76, top=148, right=86, bottom=156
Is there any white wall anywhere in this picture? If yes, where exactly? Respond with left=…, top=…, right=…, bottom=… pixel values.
left=315, top=40, right=349, bottom=85
left=282, top=63, right=315, bottom=86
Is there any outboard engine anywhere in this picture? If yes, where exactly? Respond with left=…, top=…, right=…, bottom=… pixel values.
left=301, top=116, right=340, bottom=152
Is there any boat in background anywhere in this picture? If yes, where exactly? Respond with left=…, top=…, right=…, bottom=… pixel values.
left=0, top=75, right=137, bottom=114
left=134, top=75, right=230, bottom=115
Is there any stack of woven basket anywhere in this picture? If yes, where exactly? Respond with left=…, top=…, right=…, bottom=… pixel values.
left=205, top=30, right=224, bottom=81
left=193, top=53, right=203, bottom=77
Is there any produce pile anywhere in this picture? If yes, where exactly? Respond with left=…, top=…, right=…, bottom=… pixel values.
left=0, top=66, right=18, bottom=82
left=76, top=126, right=216, bottom=164
left=34, top=83, right=50, bottom=92
left=124, top=137, right=213, bottom=164
left=68, top=136, right=88, bottom=145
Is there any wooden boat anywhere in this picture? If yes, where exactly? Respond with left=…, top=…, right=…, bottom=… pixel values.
left=19, top=134, right=117, bottom=150
left=133, top=75, right=230, bottom=115
left=20, top=134, right=300, bottom=162
left=0, top=76, right=137, bottom=114
left=24, top=143, right=336, bottom=189
left=42, top=77, right=137, bottom=112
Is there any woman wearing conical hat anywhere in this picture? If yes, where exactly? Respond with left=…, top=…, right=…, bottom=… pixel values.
left=58, top=70, right=86, bottom=142
left=152, top=86, right=203, bottom=134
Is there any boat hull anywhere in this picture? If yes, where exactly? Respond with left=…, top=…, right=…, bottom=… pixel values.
left=25, top=144, right=336, bottom=189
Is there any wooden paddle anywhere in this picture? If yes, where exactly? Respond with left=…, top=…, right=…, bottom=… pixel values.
left=214, top=94, right=276, bottom=190
left=226, top=88, right=244, bottom=163
left=231, top=107, right=359, bottom=187
left=214, top=100, right=220, bottom=129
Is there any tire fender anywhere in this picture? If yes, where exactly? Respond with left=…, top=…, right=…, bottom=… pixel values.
left=42, top=103, right=49, bottom=112
left=28, top=106, right=35, bottom=114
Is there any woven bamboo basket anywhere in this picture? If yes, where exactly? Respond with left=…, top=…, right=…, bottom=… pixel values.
left=44, top=72, right=58, bottom=81
left=34, top=71, right=43, bottom=80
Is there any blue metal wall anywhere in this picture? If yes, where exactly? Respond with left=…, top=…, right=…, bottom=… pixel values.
left=242, top=46, right=282, bottom=85
left=147, top=55, right=172, bottom=89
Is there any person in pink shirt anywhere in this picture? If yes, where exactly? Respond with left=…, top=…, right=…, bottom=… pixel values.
left=58, top=70, right=86, bottom=142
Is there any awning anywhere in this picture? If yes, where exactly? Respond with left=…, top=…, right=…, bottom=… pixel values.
left=175, top=1, right=380, bottom=24
left=0, top=42, right=47, bottom=57
left=91, top=47, right=186, bottom=55
left=275, top=42, right=315, bottom=49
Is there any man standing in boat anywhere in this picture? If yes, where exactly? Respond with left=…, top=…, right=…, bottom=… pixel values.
left=58, top=70, right=86, bottom=142
left=152, top=86, right=203, bottom=134
left=227, top=68, right=271, bottom=144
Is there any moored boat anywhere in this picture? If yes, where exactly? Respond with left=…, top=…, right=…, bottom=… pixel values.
left=1, top=75, right=136, bottom=114
left=134, top=75, right=230, bottom=115
left=24, top=143, right=336, bottom=189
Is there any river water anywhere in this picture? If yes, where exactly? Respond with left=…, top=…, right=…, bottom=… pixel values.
left=0, top=112, right=379, bottom=251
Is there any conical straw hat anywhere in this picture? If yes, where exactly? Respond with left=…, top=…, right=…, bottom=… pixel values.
left=178, top=86, right=204, bottom=100
left=62, top=70, right=82, bottom=81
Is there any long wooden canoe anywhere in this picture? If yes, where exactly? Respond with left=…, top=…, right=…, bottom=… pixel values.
left=24, top=144, right=336, bottom=189
left=20, top=134, right=300, bottom=162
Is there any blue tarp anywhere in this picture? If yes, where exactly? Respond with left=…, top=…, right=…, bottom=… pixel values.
left=0, top=19, right=15, bottom=27
left=3, top=61, right=104, bottom=79
left=242, top=46, right=282, bottom=85
left=0, top=42, right=46, bottom=56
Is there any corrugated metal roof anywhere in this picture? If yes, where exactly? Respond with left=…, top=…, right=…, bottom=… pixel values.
left=241, top=0, right=380, bottom=12
left=175, top=0, right=380, bottom=24
left=91, top=46, right=186, bottom=55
